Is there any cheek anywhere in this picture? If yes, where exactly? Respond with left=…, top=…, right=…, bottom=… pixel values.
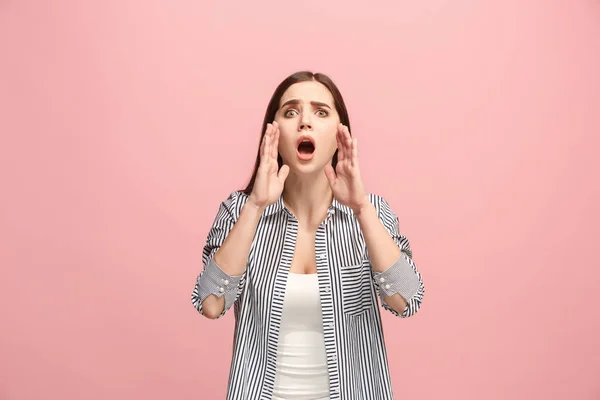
left=277, top=131, right=295, bottom=155
left=321, top=131, right=338, bottom=153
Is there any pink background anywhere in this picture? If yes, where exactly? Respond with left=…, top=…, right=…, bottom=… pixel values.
left=1, top=1, right=599, bottom=399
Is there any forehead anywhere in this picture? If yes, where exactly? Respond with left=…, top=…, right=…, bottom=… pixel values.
left=279, top=81, right=335, bottom=106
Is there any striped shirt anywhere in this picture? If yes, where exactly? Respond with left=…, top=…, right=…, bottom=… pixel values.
left=191, top=191, right=425, bottom=399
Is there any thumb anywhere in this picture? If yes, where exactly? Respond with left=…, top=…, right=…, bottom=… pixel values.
left=278, top=164, right=290, bottom=183
left=324, top=164, right=336, bottom=187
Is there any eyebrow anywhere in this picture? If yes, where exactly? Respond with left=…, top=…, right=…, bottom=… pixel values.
left=279, top=99, right=332, bottom=110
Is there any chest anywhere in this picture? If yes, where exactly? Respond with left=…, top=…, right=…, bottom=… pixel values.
left=289, top=227, right=317, bottom=274
left=245, top=212, right=375, bottom=317
left=247, top=213, right=367, bottom=287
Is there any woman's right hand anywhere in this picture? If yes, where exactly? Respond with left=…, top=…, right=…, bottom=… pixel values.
left=248, top=121, right=290, bottom=210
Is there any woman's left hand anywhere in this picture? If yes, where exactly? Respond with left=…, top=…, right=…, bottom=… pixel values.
left=325, top=124, right=369, bottom=215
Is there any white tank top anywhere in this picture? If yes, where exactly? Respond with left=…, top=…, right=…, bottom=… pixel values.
left=272, top=272, right=331, bottom=400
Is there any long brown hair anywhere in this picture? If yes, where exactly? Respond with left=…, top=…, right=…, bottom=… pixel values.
left=241, top=71, right=351, bottom=195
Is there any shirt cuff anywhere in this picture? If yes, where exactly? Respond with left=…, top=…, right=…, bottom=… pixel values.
left=196, top=259, right=243, bottom=310
left=373, top=253, right=420, bottom=301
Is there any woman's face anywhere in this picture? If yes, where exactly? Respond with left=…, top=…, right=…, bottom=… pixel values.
left=274, top=81, right=340, bottom=175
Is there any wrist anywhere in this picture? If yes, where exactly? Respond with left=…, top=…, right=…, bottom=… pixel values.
left=352, top=197, right=373, bottom=219
left=244, top=198, right=266, bottom=215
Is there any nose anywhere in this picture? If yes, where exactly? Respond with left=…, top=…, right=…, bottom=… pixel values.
left=299, top=113, right=312, bottom=131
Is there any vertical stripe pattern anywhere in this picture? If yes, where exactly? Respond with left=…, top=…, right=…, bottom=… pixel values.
left=191, top=191, right=425, bottom=399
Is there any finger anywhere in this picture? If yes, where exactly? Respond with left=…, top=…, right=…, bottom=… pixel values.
left=336, top=124, right=345, bottom=161
left=278, top=164, right=290, bottom=183
left=351, top=138, right=358, bottom=167
left=260, top=124, right=270, bottom=160
left=345, top=128, right=354, bottom=165
left=324, top=164, right=337, bottom=187
left=269, top=120, right=277, bottom=147
left=339, top=124, right=350, bottom=161
left=343, top=125, right=353, bottom=154
left=264, top=133, right=271, bottom=164
left=271, top=124, right=280, bottom=159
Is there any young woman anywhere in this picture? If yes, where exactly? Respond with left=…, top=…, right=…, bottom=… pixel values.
left=191, top=71, right=425, bottom=400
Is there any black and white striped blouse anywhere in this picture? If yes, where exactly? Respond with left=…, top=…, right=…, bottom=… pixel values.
left=191, top=191, right=425, bottom=399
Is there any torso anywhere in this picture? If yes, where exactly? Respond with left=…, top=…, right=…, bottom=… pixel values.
left=273, top=272, right=330, bottom=399
left=289, top=224, right=317, bottom=274
left=195, top=191, right=407, bottom=399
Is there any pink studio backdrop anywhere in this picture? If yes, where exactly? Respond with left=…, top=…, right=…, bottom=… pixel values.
left=1, top=1, right=599, bottom=399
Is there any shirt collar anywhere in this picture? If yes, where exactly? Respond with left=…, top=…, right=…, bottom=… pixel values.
left=261, top=194, right=354, bottom=217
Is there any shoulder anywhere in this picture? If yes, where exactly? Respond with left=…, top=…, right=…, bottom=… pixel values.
left=365, top=192, right=394, bottom=213
left=217, top=190, right=250, bottom=220
left=366, top=192, right=383, bottom=206
left=226, top=190, right=249, bottom=204
left=364, top=193, right=400, bottom=226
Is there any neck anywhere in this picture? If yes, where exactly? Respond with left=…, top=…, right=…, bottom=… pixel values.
left=282, top=169, right=333, bottom=226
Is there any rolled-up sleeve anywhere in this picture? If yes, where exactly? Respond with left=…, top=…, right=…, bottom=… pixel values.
left=372, top=197, right=425, bottom=318
left=191, top=192, right=246, bottom=319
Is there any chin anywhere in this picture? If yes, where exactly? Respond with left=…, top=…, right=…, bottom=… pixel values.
left=289, top=159, right=328, bottom=176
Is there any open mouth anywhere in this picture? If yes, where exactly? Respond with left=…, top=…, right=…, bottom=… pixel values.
left=296, top=135, right=316, bottom=159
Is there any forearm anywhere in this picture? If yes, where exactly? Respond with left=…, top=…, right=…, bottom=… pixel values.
left=212, top=200, right=264, bottom=276
left=200, top=200, right=263, bottom=318
left=355, top=202, right=401, bottom=273
left=355, top=201, right=418, bottom=314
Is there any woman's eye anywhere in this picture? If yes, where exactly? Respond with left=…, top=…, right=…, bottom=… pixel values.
left=316, top=109, right=328, bottom=117
left=285, top=109, right=298, bottom=117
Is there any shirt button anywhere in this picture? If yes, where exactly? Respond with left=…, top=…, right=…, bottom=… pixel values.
left=218, top=287, right=225, bottom=293
left=319, top=254, right=327, bottom=260
left=385, top=284, right=391, bottom=289
left=223, top=279, right=229, bottom=285
left=379, top=277, right=385, bottom=283
left=325, top=286, right=331, bottom=293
